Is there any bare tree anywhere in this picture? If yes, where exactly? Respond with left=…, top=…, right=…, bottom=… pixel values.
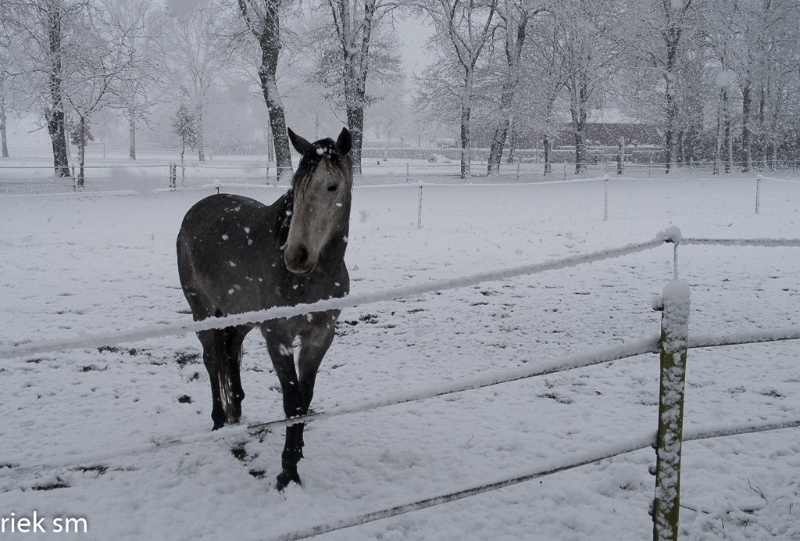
left=558, top=0, right=619, bottom=174
left=237, top=0, right=293, bottom=181
left=322, top=0, right=400, bottom=174
left=519, top=11, right=568, bottom=175
left=164, top=0, right=228, bottom=162
left=62, top=3, right=126, bottom=185
left=172, top=102, right=197, bottom=181
left=425, top=0, right=498, bottom=178
left=486, top=0, right=541, bottom=175
left=3, top=0, right=88, bottom=176
left=105, top=0, right=165, bottom=160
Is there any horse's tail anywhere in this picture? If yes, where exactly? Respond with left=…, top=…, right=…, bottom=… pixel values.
left=215, top=326, right=238, bottom=422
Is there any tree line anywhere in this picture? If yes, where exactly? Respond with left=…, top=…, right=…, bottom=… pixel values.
left=1, top=0, right=799, bottom=182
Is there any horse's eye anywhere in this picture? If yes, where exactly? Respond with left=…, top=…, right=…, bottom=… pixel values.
left=327, top=184, right=338, bottom=192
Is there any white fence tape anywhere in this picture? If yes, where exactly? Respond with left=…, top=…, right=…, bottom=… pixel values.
left=269, top=418, right=800, bottom=541
left=0, top=235, right=671, bottom=361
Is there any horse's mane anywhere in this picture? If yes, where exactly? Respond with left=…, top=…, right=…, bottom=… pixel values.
left=291, top=138, right=353, bottom=196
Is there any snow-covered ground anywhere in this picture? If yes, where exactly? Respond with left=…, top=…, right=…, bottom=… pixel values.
left=1, top=171, right=799, bottom=540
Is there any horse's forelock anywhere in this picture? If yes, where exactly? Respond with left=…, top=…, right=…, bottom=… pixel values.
left=291, top=138, right=352, bottom=195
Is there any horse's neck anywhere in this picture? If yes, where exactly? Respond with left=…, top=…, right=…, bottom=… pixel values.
left=274, top=189, right=294, bottom=248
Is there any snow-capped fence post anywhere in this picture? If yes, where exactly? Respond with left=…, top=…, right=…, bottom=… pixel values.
left=755, top=174, right=762, bottom=214
left=417, top=184, right=423, bottom=229
left=652, top=279, right=691, bottom=541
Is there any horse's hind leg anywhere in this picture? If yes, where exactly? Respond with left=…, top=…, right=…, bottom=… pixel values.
left=197, top=329, right=227, bottom=430
left=222, top=325, right=249, bottom=422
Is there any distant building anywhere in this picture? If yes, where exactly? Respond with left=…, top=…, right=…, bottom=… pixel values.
left=474, top=109, right=661, bottom=150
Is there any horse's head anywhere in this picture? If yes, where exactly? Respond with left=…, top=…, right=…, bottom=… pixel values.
left=284, top=127, right=353, bottom=275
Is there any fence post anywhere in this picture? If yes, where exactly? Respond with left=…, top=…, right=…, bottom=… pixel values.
left=417, top=184, right=423, bottom=229
left=755, top=174, right=762, bottom=214
left=516, top=161, right=521, bottom=182
left=603, top=174, right=609, bottom=220
left=652, top=280, right=691, bottom=541
left=169, top=163, right=176, bottom=189
left=563, top=163, right=567, bottom=181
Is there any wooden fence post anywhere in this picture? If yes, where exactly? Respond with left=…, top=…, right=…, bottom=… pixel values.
left=652, top=280, right=691, bottom=541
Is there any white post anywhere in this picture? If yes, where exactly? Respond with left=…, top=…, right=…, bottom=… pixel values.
left=755, top=174, right=762, bottom=214
left=417, top=184, right=423, bottom=229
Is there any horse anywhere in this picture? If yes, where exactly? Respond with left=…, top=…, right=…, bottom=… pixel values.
left=176, top=128, right=353, bottom=489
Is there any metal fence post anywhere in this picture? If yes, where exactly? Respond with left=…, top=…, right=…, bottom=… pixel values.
left=652, top=280, right=691, bottom=541
left=755, top=174, right=762, bottom=214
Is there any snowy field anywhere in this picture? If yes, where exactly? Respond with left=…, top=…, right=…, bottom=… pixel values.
left=1, top=172, right=799, bottom=540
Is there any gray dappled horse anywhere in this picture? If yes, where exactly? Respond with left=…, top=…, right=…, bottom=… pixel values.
left=177, top=128, right=352, bottom=489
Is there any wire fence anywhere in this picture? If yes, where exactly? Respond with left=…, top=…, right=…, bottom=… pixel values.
left=2, top=156, right=800, bottom=195
left=1, top=230, right=799, bottom=541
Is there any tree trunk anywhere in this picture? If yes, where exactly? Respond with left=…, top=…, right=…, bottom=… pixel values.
left=0, top=91, right=8, bottom=158
left=571, top=78, right=588, bottom=175
left=663, top=17, right=681, bottom=174
left=487, top=7, right=526, bottom=175
left=488, top=115, right=509, bottom=176
left=741, top=80, right=751, bottom=172
left=460, top=68, right=473, bottom=179
left=259, top=67, right=291, bottom=181
left=332, top=0, right=377, bottom=176
left=723, top=86, right=732, bottom=173
left=47, top=1, right=70, bottom=177
left=713, top=89, right=722, bottom=175
left=128, top=104, right=136, bottom=160
left=347, top=89, right=368, bottom=175
left=507, top=122, right=516, bottom=164
left=77, top=116, right=86, bottom=186
left=196, top=104, right=205, bottom=161
left=543, top=134, right=551, bottom=175
left=240, top=0, right=293, bottom=182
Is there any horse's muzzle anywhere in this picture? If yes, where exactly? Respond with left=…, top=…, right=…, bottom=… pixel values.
left=284, top=244, right=315, bottom=275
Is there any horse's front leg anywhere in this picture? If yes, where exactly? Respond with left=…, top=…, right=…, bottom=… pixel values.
left=273, top=312, right=338, bottom=488
left=263, top=325, right=304, bottom=489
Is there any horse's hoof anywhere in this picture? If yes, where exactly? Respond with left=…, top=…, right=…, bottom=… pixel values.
left=276, top=468, right=302, bottom=491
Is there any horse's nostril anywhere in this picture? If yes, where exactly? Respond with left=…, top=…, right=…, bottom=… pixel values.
left=296, top=246, right=308, bottom=264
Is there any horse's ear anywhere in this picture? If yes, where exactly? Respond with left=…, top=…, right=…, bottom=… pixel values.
left=288, top=128, right=311, bottom=155
left=336, top=128, right=352, bottom=156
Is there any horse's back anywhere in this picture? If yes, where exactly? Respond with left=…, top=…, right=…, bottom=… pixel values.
left=177, top=193, right=285, bottom=320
